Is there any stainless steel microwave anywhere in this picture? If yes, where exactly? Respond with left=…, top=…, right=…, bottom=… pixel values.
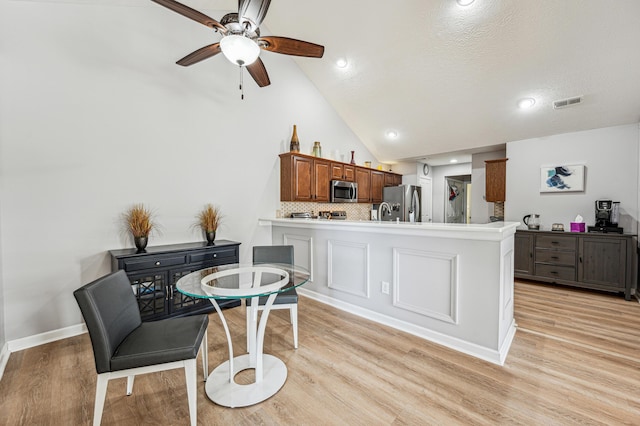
left=330, top=180, right=358, bottom=203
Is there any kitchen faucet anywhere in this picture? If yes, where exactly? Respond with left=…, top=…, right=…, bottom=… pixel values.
left=377, top=202, right=392, bottom=221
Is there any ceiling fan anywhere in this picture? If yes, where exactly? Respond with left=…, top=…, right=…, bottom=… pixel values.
left=151, top=0, right=325, bottom=88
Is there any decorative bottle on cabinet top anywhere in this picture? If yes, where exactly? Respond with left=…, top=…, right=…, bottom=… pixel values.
left=312, top=141, right=322, bottom=157
left=290, top=124, right=300, bottom=152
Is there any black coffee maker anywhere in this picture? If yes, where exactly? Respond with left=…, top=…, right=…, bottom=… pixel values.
left=588, top=200, right=623, bottom=233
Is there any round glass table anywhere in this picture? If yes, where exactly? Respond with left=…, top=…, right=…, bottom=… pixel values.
left=176, top=263, right=310, bottom=407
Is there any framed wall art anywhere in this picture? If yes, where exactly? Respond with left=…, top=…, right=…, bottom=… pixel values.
left=540, top=164, right=585, bottom=192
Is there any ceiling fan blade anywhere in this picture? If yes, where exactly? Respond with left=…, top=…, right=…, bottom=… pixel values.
left=151, top=0, right=227, bottom=33
left=238, top=0, right=271, bottom=31
left=246, top=58, right=271, bottom=87
left=176, top=43, right=221, bottom=66
left=258, top=36, right=324, bottom=58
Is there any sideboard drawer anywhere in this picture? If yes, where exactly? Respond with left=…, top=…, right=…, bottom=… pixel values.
left=535, top=249, right=576, bottom=266
left=535, top=263, right=576, bottom=281
left=535, top=235, right=576, bottom=250
left=123, top=255, right=187, bottom=272
left=190, top=247, right=237, bottom=264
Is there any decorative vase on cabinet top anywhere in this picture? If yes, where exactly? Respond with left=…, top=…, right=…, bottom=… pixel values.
left=290, top=124, right=300, bottom=153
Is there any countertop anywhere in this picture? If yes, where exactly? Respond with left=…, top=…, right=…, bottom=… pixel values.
left=259, top=218, right=520, bottom=241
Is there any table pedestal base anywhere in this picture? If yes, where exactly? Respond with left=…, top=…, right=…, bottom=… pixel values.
left=205, top=354, right=287, bottom=408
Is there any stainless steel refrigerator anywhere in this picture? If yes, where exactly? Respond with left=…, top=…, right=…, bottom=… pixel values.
left=381, top=185, right=422, bottom=222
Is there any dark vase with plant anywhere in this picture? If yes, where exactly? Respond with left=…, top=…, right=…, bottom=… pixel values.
left=124, top=204, right=155, bottom=253
left=196, top=204, right=222, bottom=245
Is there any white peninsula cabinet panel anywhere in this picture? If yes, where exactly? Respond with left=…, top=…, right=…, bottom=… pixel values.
left=327, top=240, right=370, bottom=298
left=393, top=248, right=458, bottom=324
left=260, top=218, right=518, bottom=365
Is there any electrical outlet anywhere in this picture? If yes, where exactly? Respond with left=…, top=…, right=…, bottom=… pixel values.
left=381, top=281, right=390, bottom=294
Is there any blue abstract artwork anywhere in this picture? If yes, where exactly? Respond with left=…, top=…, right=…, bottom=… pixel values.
left=540, top=164, right=585, bottom=192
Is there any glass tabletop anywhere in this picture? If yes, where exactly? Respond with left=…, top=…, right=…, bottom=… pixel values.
left=175, top=263, right=311, bottom=300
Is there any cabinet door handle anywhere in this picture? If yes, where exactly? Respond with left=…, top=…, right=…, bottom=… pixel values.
left=155, top=261, right=161, bottom=266
left=579, top=257, right=583, bottom=263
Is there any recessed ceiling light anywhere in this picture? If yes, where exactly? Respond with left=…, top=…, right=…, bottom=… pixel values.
left=518, top=98, right=536, bottom=109
left=457, top=0, right=475, bottom=6
left=336, top=58, right=348, bottom=68
left=450, top=159, right=458, bottom=163
left=386, top=130, right=398, bottom=139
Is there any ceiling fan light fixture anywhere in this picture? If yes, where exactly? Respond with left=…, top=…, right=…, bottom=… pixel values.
left=336, top=58, right=348, bottom=68
left=456, top=0, right=475, bottom=6
left=220, top=35, right=260, bottom=66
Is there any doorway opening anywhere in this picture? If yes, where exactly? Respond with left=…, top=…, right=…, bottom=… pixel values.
left=445, top=175, right=472, bottom=223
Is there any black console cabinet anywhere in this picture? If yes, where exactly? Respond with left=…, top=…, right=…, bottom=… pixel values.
left=515, top=230, right=636, bottom=300
left=110, top=240, right=241, bottom=321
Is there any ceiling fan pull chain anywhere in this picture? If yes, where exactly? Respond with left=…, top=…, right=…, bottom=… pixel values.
left=239, top=66, right=244, bottom=100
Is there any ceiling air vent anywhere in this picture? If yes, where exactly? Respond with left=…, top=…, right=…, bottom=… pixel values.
left=553, top=96, right=583, bottom=109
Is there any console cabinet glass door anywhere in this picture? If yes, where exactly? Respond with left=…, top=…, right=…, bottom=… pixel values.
left=129, top=272, right=169, bottom=321
left=169, top=268, right=209, bottom=317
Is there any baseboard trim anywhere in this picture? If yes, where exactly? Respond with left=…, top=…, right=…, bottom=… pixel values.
left=298, top=288, right=513, bottom=366
left=0, top=342, right=10, bottom=382
left=7, top=323, right=87, bottom=353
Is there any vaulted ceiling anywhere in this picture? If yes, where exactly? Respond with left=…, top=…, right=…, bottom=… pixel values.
left=264, top=0, right=640, bottom=163
left=139, top=1, right=640, bottom=162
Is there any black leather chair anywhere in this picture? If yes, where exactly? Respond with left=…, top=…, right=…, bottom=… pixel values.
left=74, top=270, right=208, bottom=426
left=248, top=245, right=299, bottom=348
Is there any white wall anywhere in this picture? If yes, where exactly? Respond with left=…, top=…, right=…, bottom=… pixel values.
left=471, top=150, right=507, bottom=224
left=0, top=1, right=376, bottom=341
left=0, top=188, right=4, bottom=352
left=431, top=163, right=473, bottom=223
left=506, top=124, right=639, bottom=232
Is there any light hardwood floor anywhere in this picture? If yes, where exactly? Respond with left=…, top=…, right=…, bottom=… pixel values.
left=1, top=280, right=639, bottom=425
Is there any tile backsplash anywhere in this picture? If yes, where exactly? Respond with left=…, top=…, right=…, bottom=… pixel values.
left=280, top=202, right=372, bottom=220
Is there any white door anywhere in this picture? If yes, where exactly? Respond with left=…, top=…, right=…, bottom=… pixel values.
left=418, top=176, right=433, bottom=222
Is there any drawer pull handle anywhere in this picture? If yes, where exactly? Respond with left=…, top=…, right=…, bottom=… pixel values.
left=155, top=261, right=161, bottom=266
left=550, top=271, right=558, bottom=275
left=551, top=256, right=559, bottom=260
left=551, top=241, right=559, bottom=245
left=213, top=254, right=217, bottom=258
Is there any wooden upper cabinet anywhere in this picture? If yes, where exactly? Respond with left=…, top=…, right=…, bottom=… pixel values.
left=331, top=163, right=344, bottom=180
left=330, top=163, right=355, bottom=182
left=280, top=153, right=330, bottom=202
left=371, top=170, right=384, bottom=203
left=313, top=159, right=331, bottom=202
left=281, top=152, right=402, bottom=203
left=291, top=155, right=313, bottom=201
left=343, top=165, right=355, bottom=181
left=355, top=168, right=371, bottom=203
left=384, top=171, right=402, bottom=187
left=485, top=158, right=508, bottom=202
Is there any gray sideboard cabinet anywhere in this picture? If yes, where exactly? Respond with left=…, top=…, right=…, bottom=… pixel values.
left=110, top=240, right=241, bottom=321
left=514, top=230, right=637, bottom=300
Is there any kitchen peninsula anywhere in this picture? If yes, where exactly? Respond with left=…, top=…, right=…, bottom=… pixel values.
left=258, top=218, right=519, bottom=365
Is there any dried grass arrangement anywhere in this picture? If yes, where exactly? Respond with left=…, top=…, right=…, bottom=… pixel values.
left=196, top=204, right=223, bottom=232
left=124, top=203, right=155, bottom=238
